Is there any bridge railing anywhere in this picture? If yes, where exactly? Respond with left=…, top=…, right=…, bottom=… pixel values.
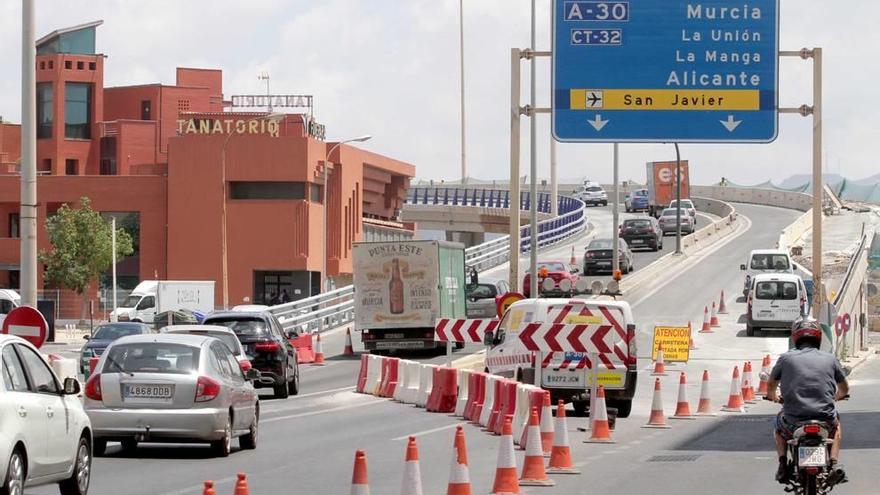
left=269, top=285, right=355, bottom=335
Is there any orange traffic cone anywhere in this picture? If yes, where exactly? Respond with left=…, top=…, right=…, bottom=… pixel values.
left=584, top=386, right=615, bottom=443
left=718, top=290, right=729, bottom=314
left=710, top=301, right=720, bottom=327
left=351, top=450, right=370, bottom=495
left=313, top=333, right=326, bottom=365
left=757, top=355, right=771, bottom=397
left=671, top=372, right=695, bottom=420
left=520, top=408, right=555, bottom=486
left=570, top=245, right=576, bottom=264
left=234, top=473, right=249, bottom=495
left=547, top=400, right=580, bottom=474
left=401, top=436, right=423, bottom=495
left=742, top=361, right=756, bottom=403
left=490, top=416, right=519, bottom=495
left=202, top=481, right=216, bottom=495
left=446, top=426, right=472, bottom=495
left=643, top=378, right=671, bottom=429
left=343, top=328, right=355, bottom=356
left=721, top=366, right=745, bottom=412
left=700, top=306, right=713, bottom=333
left=652, top=344, right=667, bottom=376
left=539, top=392, right=554, bottom=456
left=696, top=370, right=716, bottom=416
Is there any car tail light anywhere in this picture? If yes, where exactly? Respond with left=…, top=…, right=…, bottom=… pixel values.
left=84, top=373, right=102, bottom=401
left=238, top=359, right=252, bottom=372
left=254, top=341, right=281, bottom=352
left=804, top=424, right=821, bottom=434
left=626, top=324, right=637, bottom=369
left=362, top=332, right=376, bottom=341
left=195, top=376, right=221, bottom=402
left=424, top=330, right=434, bottom=338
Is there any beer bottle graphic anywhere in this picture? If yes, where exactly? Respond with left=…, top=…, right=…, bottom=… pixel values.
left=389, top=258, right=405, bottom=314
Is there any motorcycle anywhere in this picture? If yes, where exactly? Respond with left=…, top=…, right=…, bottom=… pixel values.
left=766, top=396, right=848, bottom=495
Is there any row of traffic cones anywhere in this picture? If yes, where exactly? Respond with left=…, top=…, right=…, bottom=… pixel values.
left=699, top=289, right=728, bottom=333
left=202, top=473, right=251, bottom=495
left=311, top=327, right=356, bottom=365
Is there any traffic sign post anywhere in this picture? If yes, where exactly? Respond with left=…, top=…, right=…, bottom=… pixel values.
left=552, top=0, right=780, bottom=142
left=2, top=306, right=48, bottom=348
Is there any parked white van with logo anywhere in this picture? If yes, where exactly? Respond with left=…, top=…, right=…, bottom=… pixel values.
left=740, top=249, right=794, bottom=296
left=746, top=273, right=808, bottom=336
left=484, top=298, right=637, bottom=417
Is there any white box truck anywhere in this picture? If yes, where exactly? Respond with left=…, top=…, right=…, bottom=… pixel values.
left=112, top=280, right=215, bottom=323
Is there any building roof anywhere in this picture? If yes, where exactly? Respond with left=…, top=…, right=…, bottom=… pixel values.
left=36, top=20, right=103, bottom=47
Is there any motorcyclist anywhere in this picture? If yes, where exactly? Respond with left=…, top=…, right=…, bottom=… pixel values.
left=765, top=316, right=849, bottom=484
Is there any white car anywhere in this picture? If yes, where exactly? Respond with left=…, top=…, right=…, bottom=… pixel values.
left=746, top=273, right=808, bottom=337
left=1, top=335, right=93, bottom=495
left=668, top=199, right=697, bottom=222
left=572, top=183, right=608, bottom=206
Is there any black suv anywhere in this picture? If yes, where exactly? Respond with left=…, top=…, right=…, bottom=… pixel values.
left=203, top=310, right=299, bottom=398
left=620, top=217, right=663, bottom=252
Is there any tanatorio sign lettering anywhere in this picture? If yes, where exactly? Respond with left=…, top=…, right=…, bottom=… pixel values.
left=651, top=325, right=691, bottom=362
left=176, top=118, right=280, bottom=137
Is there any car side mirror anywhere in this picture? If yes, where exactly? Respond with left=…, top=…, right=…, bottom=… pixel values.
left=63, top=377, right=81, bottom=395
left=245, top=368, right=261, bottom=381
left=740, top=264, right=746, bottom=271
left=483, top=330, right=494, bottom=346
left=571, top=267, right=580, bottom=274
left=286, top=330, right=298, bottom=339
left=82, top=335, right=90, bottom=340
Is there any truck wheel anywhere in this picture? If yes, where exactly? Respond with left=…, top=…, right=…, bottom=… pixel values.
left=454, top=342, right=464, bottom=350
left=571, top=400, right=588, bottom=417
left=746, top=324, right=756, bottom=337
left=609, top=400, right=632, bottom=418
left=371, top=350, right=389, bottom=356
left=516, top=368, right=535, bottom=385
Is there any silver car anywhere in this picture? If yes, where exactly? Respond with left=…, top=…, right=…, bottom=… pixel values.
left=466, top=279, right=511, bottom=318
left=161, top=325, right=252, bottom=373
left=83, top=334, right=260, bottom=457
left=657, top=207, right=695, bottom=235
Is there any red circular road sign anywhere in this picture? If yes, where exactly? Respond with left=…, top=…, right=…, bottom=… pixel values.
left=496, top=292, right=525, bottom=319
left=2, top=307, right=48, bottom=348
left=841, top=313, right=852, bottom=334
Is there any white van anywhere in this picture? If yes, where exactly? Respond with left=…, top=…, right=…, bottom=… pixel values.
left=740, top=249, right=794, bottom=296
left=746, top=273, right=808, bottom=336
left=0, top=289, right=21, bottom=326
left=484, top=298, right=637, bottom=417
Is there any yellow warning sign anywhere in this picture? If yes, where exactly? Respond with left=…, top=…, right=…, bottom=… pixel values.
left=651, top=326, right=691, bottom=362
left=564, top=314, right=603, bottom=324
left=585, top=371, right=626, bottom=388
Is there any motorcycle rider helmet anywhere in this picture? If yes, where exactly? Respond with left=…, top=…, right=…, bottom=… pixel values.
left=791, top=316, right=822, bottom=349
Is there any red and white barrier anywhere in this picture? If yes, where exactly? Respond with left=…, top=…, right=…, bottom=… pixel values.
left=454, top=369, right=472, bottom=417
left=479, top=375, right=498, bottom=427
left=435, top=318, right=499, bottom=343
left=415, top=364, right=436, bottom=408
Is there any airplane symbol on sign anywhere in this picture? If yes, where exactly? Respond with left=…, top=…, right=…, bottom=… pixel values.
left=586, top=91, right=603, bottom=108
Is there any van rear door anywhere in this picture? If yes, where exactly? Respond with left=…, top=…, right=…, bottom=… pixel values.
left=751, top=279, right=801, bottom=323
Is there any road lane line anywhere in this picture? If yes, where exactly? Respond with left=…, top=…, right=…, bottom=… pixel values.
left=390, top=422, right=463, bottom=441
left=262, top=397, right=386, bottom=423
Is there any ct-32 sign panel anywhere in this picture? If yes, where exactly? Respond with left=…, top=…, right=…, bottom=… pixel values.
left=552, top=0, right=779, bottom=142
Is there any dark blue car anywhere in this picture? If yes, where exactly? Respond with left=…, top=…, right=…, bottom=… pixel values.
left=625, top=189, right=649, bottom=212
left=80, top=322, right=153, bottom=376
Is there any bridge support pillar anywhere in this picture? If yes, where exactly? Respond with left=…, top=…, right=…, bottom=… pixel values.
left=446, top=231, right=485, bottom=248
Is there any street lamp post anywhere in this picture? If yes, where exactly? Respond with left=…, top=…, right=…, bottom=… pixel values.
left=220, top=113, right=285, bottom=309
left=322, top=135, right=371, bottom=293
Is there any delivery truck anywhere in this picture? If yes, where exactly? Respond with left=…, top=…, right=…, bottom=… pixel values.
left=353, top=240, right=466, bottom=353
left=112, top=280, right=215, bottom=323
left=646, top=160, right=690, bottom=217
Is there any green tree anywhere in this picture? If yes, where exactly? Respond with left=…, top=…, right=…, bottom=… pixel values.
left=39, top=197, right=134, bottom=314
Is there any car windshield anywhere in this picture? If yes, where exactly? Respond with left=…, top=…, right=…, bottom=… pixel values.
left=671, top=200, right=693, bottom=208
left=750, top=254, right=790, bottom=270
left=537, top=262, right=566, bottom=272
left=661, top=208, right=684, bottom=217
left=92, top=325, right=145, bottom=340
left=624, top=220, right=652, bottom=228
left=588, top=239, right=613, bottom=249
left=466, top=283, right=497, bottom=299
left=586, top=186, right=603, bottom=192
left=634, top=190, right=648, bottom=196
left=119, top=295, right=142, bottom=308
left=204, top=317, right=268, bottom=338
left=171, top=330, right=242, bottom=356
left=104, top=343, right=200, bottom=374
left=755, top=281, right=798, bottom=300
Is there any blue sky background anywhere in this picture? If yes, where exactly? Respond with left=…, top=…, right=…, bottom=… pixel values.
left=0, top=0, right=875, bottom=185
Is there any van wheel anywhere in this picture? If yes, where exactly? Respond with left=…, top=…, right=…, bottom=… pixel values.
left=571, top=400, right=588, bottom=417
left=746, top=323, right=756, bottom=337
left=92, top=439, right=107, bottom=457
left=609, top=400, right=632, bottom=418
left=516, top=368, right=535, bottom=385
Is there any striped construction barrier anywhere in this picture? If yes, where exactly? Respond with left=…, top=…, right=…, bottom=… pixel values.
left=426, top=366, right=458, bottom=413
left=479, top=375, right=498, bottom=428
left=454, top=369, right=472, bottom=417
left=415, top=364, right=437, bottom=408
left=378, top=358, right=400, bottom=398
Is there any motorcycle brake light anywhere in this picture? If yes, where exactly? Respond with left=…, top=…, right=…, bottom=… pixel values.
left=806, top=467, right=819, bottom=475
left=804, top=425, right=821, bottom=434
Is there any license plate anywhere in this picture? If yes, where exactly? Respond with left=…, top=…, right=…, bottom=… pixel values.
left=631, top=239, right=643, bottom=244
left=597, top=261, right=610, bottom=266
left=124, top=384, right=174, bottom=399
left=542, top=370, right=583, bottom=386
left=798, top=446, right=827, bottom=467
left=385, top=333, right=405, bottom=339
left=375, top=341, right=425, bottom=350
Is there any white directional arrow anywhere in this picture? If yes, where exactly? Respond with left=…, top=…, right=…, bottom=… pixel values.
left=720, top=115, right=742, bottom=132
left=588, top=114, right=609, bottom=131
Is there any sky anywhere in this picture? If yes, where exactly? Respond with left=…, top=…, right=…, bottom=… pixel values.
left=0, top=0, right=876, bottom=186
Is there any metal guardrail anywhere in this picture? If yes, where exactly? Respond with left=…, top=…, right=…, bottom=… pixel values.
left=268, top=188, right=588, bottom=333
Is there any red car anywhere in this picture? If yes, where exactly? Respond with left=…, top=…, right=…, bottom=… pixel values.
left=523, top=261, right=580, bottom=298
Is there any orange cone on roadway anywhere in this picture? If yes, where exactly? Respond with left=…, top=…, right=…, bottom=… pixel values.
left=519, top=408, right=555, bottom=486
left=539, top=392, right=554, bottom=456
left=742, top=361, right=756, bottom=403
left=234, top=473, right=249, bottom=495
left=584, top=386, right=615, bottom=443
left=758, top=355, right=771, bottom=397
left=490, top=416, right=520, bottom=495
left=643, top=378, right=671, bottom=429
left=313, top=333, right=326, bottom=365
left=344, top=328, right=355, bottom=356
left=721, top=366, right=746, bottom=412
left=351, top=450, right=370, bottom=495
left=400, top=436, right=423, bottom=495
left=710, top=301, right=720, bottom=327
left=446, top=426, right=472, bottom=495
left=652, top=344, right=667, bottom=376
left=672, top=372, right=695, bottom=420
left=696, top=370, right=717, bottom=416
left=700, top=306, right=713, bottom=333
left=202, top=481, right=216, bottom=495
left=718, top=290, right=729, bottom=314
left=547, top=399, right=580, bottom=474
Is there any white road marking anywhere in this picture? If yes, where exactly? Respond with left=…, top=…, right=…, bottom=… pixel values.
left=262, top=398, right=386, bottom=423
left=391, top=422, right=464, bottom=441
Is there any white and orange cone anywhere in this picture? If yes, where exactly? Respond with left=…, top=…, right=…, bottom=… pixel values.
left=570, top=245, right=576, bottom=264
left=652, top=344, right=667, bottom=376
left=721, top=366, right=745, bottom=412
left=351, top=450, right=370, bottom=495
left=718, top=290, right=729, bottom=314
left=742, top=361, right=756, bottom=403
left=519, top=408, right=555, bottom=486
left=490, top=416, right=520, bottom=495
left=400, top=436, right=423, bottom=495
left=710, top=301, right=720, bottom=327
left=446, top=426, right=472, bottom=495
left=313, top=333, right=326, bottom=365
left=203, top=481, right=216, bottom=495
left=584, top=386, right=615, bottom=443
left=696, top=370, right=717, bottom=416
left=671, top=372, right=695, bottom=420
left=343, top=328, right=355, bottom=356
left=539, top=392, right=554, bottom=457
left=547, top=399, right=580, bottom=474
left=700, top=306, right=713, bottom=333
left=757, top=355, right=771, bottom=397
left=643, top=378, right=671, bottom=429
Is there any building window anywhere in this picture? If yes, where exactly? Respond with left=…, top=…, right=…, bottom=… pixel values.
left=140, top=100, right=152, bottom=121
left=64, top=83, right=92, bottom=139
left=310, top=184, right=322, bottom=203
left=39, top=61, right=45, bottom=70
left=100, top=159, right=117, bottom=176
left=177, top=99, right=190, bottom=113
left=76, top=61, right=84, bottom=70
left=8, top=214, right=19, bottom=238
left=48, top=60, right=53, bottom=69
left=36, top=83, right=52, bottom=139
left=88, top=61, right=96, bottom=71
left=39, top=159, right=52, bottom=173
left=229, top=182, right=306, bottom=200
left=65, top=159, right=78, bottom=175
left=64, top=60, right=72, bottom=70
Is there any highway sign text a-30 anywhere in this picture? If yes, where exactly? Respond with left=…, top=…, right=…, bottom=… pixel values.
left=552, top=1, right=779, bottom=142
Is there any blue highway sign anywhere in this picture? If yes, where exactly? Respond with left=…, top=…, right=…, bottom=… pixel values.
left=552, top=1, right=779, bottom=143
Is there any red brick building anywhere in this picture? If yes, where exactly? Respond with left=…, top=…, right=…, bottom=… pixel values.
left=0, top=21, right=414, bottom=314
